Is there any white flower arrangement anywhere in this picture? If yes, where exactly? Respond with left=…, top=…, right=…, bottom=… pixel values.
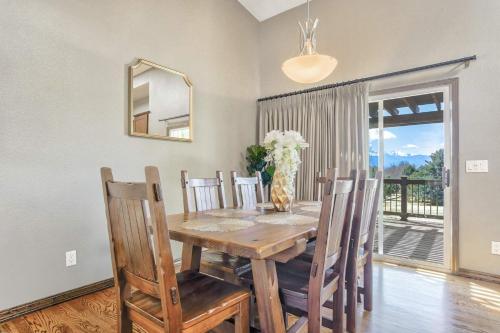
left=263, top=130, right=309, bottom=179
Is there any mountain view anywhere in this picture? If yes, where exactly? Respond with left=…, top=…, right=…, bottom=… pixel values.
left=369, top=152, right=430, bottom=169
left=369, top=123, right=443, bottom=170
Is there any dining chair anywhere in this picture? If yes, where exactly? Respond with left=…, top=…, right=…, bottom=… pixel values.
left=296, top=170, right=380, bottom=332
left=345, top=170, right=382, bottom=333
left=181, top=170, right=227, bottom=212
left=180, top=170, right=252, bottom=284
left=101, top=166, right=250, bottom=333
left=230, top=171, right=264, bottom=208
left=242, top=168, right=358, bottom=333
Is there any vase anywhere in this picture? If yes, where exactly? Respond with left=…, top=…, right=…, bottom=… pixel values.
left=271, top=169, right=295, bottom=212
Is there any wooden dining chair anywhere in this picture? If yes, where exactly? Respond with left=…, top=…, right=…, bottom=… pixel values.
left=345, top=170, right=382, bottom=333
left=180, top=170, right=252, bottom=284
left=230, top=171, right=264, bottom=208
left=297, top=170, right=381, bottom=332
left=242, top=168, right=358, bottom=333
left=101, top=167, right=250, bottom=333
left=181, top=170, right=227, bottom=213
left=101, top=166, right=250, bottom=333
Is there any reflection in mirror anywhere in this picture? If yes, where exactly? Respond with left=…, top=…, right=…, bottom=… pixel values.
left=129, top=59, right=192, bottom=141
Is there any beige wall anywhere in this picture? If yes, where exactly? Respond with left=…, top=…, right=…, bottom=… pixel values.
left=0, top=0, right=259, bottom=309
left=259, top=0, right=500, bottom=275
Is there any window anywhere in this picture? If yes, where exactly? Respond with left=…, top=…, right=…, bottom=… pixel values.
left=169, top=127, right=190, bottom=139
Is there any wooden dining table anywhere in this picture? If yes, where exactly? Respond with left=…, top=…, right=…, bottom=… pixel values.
left=167, top=203, right=321, bottom=333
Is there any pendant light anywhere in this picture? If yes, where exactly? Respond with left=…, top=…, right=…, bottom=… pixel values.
left=281, top=0, right=338, bottom=84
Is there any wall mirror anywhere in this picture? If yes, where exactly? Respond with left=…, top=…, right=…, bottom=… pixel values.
left=129, top=58, right=193, bottom=141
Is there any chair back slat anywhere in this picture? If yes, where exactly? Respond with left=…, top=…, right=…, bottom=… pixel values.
left=105, top=181, right=156, bottom=282
left=231, top=171, right=264, bottom=208
left=181, top=170, right=226, bottom=212
left=101, top=167, right=182, bottom=332
left=326, top=183, right=353, bottom=259
left=363, top=171, right=383, bottom=252
left=359, top=178, right=379, bottom=244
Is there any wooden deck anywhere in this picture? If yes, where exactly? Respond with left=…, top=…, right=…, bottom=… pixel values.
left=374, top=216, right=444, bottom=264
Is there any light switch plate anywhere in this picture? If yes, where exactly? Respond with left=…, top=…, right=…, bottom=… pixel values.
left=492, top=242, right=500, bottom=256
left=466, top=160, right=488, bottom=173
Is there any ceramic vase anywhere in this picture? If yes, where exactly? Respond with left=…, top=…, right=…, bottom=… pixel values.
left=270, top=169, right=295, bottom=212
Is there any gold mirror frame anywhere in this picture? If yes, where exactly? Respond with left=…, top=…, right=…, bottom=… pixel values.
left=128, top=58, right=193, bottom=142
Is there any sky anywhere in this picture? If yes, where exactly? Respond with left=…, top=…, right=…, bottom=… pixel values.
left=369, top=123, right=444, bottom=156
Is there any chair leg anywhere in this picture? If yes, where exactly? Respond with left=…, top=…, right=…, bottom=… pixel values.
left=363, top=261, right=373, bottom=311
left=346, top=269, right=357, bottom=333
left=235, top=298, right=250, bottom=333
left=332, top=287, right=344, bottom=333
left=116, top=284, right=132, bottom=333
left=117, top=311, right=133, bottom=333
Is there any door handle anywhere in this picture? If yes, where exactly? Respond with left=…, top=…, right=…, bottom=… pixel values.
left=442, top=167, right=450, bottom=188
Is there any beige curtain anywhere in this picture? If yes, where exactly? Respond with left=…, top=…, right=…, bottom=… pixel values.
left=258, top=83, right=369, bottom=200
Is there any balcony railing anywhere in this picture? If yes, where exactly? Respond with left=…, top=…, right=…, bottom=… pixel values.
left=383, top=177, right=444, bottom=220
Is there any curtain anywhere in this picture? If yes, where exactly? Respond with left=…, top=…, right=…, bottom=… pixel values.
left=258, top=83, right=369, bottom=200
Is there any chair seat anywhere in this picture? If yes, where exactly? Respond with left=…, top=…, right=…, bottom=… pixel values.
left=201, top=250, right=252, bottom=275
left=125, top=270, right=250, bottom=329
left=241, top=259, right=338, bottom=311
left=299, top=241, right=368, bottom=267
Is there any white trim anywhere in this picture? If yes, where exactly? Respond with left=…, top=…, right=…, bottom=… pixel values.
left=369, top=84, right=453, bottom=270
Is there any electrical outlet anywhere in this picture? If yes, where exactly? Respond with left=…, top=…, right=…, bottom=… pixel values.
left=492, top=242, right=500, bottom=256
left=66, top=250, right=77, bottom=267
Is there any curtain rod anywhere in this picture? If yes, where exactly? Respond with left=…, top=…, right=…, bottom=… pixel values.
left=257, top=55, right=477, bottom=102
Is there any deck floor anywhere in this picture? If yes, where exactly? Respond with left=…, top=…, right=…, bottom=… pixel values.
left=374, top=216, right=444, bottom=265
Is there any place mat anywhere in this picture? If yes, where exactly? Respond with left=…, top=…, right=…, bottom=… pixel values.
left=182, top=218, right=255, bottom=232
left=255, top=213, right=317, bottom=225
left=205, top=208, right=261, bottom=218
left=256, top=202, right=275, bottom=209
left=299, top=205, right=322, bottom=213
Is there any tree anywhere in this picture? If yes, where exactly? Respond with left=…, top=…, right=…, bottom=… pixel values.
left=402, top=164, right=417, bottom=177
left=411, top=149, right=443, bottom=180
left=407, top=149, right=444, bottom=206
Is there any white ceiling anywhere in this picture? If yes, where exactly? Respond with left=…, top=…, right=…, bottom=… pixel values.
left=238, top=0, right=308, bottom=22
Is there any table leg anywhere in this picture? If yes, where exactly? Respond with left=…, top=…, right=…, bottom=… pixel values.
left=251, top=259, right=286, bottom=333
left=181, top=243, right=201, bottom=271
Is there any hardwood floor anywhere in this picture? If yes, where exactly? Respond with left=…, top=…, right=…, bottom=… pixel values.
left=2, top=263, right=500, bottom=332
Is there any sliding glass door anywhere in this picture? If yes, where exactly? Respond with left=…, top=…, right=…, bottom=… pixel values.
left=369, top=85, right=453, bottom=270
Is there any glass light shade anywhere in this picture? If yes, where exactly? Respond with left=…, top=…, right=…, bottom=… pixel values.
left=282, top=54, right=338, bottom=84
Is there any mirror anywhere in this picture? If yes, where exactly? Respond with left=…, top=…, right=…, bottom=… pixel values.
left=129, top=59, right=193, bottom=141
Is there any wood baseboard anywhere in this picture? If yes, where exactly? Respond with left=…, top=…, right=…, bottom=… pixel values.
left=0, top=259, right=182, bottom=323
left=457, top=268, right=500, bottom=284
left=0, top=278, right=114, bottom=323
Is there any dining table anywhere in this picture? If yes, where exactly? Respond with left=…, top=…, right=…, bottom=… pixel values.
left=166, top=201, right=322, bottom=333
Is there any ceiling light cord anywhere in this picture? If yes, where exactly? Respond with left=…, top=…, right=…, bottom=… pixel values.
left=307, top=0, right=310, bottom=22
